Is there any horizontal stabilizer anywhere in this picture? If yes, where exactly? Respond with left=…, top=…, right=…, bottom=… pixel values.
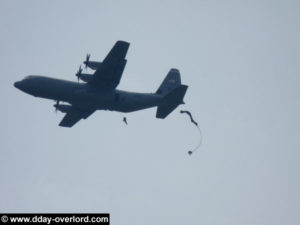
left=156, top=104, right=179, bottom=119
left=156, top=85, right=188, bottom=119
left=162, top=85, right=188, bottom=105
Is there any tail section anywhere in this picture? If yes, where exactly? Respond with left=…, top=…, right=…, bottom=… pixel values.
left=155, top=68, right=188, bottom=119
left=156, top=85, right=188, bottom=119
left=160, top=84, right=188, bottom=105
left=156, top=68, right=182, bottom=96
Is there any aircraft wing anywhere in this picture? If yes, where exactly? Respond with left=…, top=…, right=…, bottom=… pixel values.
left=88, top=40, right=130, bottom=89
left=59, top=108, right=95, bottom=127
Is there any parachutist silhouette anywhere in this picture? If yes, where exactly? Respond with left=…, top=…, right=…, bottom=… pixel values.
left=180, top=109, right=202, bottom=155
left=180, top=110, right=198, bottom=127
left=123, top=117, right=128, bottom=125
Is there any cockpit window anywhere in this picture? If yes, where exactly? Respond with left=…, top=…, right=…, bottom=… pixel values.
left=24, top=75, right=34, bottom=80
left=23, top=75, right=34, bottom=80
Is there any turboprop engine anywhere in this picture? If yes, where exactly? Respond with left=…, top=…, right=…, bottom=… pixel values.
left=83, top=54, right=102, bottom=70
left=75, top=65, right=94, bottom=83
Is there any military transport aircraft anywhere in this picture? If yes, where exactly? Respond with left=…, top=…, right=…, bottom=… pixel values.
left=14, top=41, right=188, bottom=127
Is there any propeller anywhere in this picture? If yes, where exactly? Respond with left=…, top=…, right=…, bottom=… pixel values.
left=84, top=53, right=90, bottom=69
left=54, top=100, right=60, bottom=114
left=75, top=65, right=83, bottom=82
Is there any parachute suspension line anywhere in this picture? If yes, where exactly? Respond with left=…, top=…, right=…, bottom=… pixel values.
left=180, top=110, right=202, bottom=155
left=188, top=126, right=203, bottom=155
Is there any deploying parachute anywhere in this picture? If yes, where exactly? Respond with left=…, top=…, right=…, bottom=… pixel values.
left=180, top=110, right=202, bottom=155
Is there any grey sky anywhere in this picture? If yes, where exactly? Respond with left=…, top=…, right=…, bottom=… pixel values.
left=0, top=0, right=299, bottom=224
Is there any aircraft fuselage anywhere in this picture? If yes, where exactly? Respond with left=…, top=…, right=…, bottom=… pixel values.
left=14, top=75, right=163, bottom=112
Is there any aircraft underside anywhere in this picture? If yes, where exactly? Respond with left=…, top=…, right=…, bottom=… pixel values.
left=14, top=40, right=188, bottom=127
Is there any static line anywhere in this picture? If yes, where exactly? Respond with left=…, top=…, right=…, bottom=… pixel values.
left=188, top=126, right=202, bottom=155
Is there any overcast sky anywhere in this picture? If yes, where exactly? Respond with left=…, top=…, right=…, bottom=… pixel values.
left=0, top=1, right=299, bottom=224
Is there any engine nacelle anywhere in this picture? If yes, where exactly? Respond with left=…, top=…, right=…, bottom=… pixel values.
left=54, top=104, right=72, bottom=113
left=85, top=61, right=102, bottom=70
left=78, top=73, right=93, bottom=82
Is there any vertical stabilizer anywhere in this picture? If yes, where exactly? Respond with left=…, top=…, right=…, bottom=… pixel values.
left=156, top=68, right=181, bottom=96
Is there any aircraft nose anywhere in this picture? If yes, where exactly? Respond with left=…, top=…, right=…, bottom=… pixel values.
left=14, top=81, right=22, bottom=89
